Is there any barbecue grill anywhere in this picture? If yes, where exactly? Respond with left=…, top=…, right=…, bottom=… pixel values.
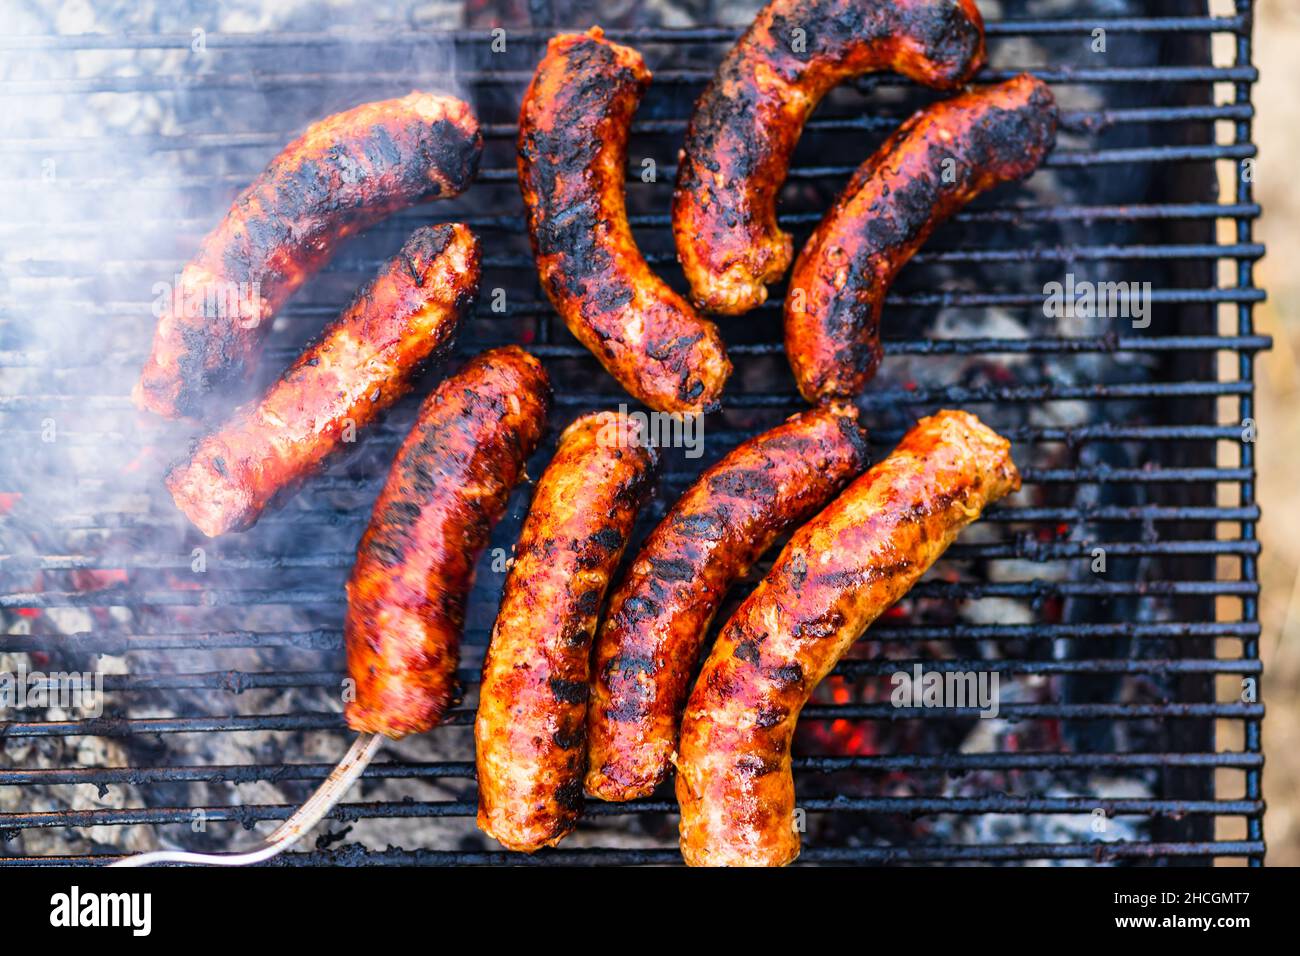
left=0, top=0, right=1267, bottom=865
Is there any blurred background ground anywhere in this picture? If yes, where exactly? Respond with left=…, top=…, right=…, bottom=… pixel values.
left=1229, top=0, right=1299, bottom=865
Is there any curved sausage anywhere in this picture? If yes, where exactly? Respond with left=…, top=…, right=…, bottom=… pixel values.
left=675, top=410, right=1019, bottom=865
left=166, top=223, right=481, bottom=537
left=672, top=0, right=986, bottom=315
left=518, top=28, right=732, bottom=414
left=786, top=74, right=1058, bottom=402
left=345, top=346, right=550, bottom=739
left=585, top=404, right=870, bottom=802
left=476, top=411, right=657, bottom=851
left=136, top=92, right=482, bottom=420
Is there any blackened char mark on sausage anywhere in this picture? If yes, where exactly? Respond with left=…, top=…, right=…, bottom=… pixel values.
left=521, top=41, right=638, bottom=299
left=672, top=0, right=986, bottom=315
left=137, top=93, right=484, bottom=421
left=343, top=347, right=550, bottom=741
left=517, top=30, right=731, bottom=415
left=787, top=75, right=1057, bottom=402
left=584, top=405, right=872, bottom=803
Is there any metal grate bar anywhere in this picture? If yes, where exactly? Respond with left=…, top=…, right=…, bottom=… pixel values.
left=0, top=657, right=1266, bottom=699
left=0, top=336, right=1272, bottom=371
left=0, top=65, right=1260, bottom=98
left=0, top=538, right=1261, bottom=576
left=0, top=702, right=1269, bottom=740
left=0, top=18, right=1253, bottom=52
left=3, top=842, right=1266, bottom=866
left=0, top=203, right=1264, bottom=235
left=0, top=751, right=1263, bottom=788
left=0, top=382, right=1265, bottom=414
left=0, top=423, right=1262, bottom=448
left=0, top=145, right=1260, bottom=195
left=4, top=503, right=1261, bottom=533
left=0, top=579, right=1262, bottom=611
left=5, top=289, right=1263, bottom=317
left=0, top=621, right=1261, bottom=656
left=2, top=241, right=1266, bottom=271
left=0, top=796, right=1267, bottom=832
left=0, top=104, right=1256, bottom=155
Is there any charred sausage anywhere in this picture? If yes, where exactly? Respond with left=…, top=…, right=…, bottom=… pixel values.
left=518, top=28, right=732, bottom=414
left=136, top=92, right=482, bottom=420
left=345, top=346, right=550, bottom=739
left=673, top=0, right=986, bottom=315
left=585, top=404, right=870, bottom=802
left=165, top=223, right=481, bottom=537
left=675, top=410, right=1019, bottom=865
left=786, top=75, right=1058, bottom=402
left=476, top=411, right=657, bottom=851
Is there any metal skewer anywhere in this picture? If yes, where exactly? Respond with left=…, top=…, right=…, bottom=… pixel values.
left=108, top=732, right=382, bottom=867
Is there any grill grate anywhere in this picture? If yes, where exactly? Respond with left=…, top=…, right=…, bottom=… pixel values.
left=0, top=1, right=1267, bottom=865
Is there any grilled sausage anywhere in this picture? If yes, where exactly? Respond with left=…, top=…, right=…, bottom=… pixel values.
left=585, top=405, right=870, bottom=802
left=345, top=347, right=550, bottom=739
left=518, top=28, right=732, bottom=415
left=787, top=75, right=1058, bottom=402
left=673, top=0, right=986, bottom=315
left=165, top=224, right=480, bottom=538
left=476, top=411, right=657, bottom=851
left=135, top=92, right=482, bottom=420
left=675, top=410, right=1019, bottom=865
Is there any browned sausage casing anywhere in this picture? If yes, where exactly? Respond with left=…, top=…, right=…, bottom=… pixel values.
left=673, top=0, right=986, bottom=315
left=676, top=410, right=1019, bottom=865
left=518, top=28, right=732, bottom=414
left=787, top=75, right=1058, bottom=402
left=476, top=412, right=657, bottom=851
left=166, top=223, right=480, bottom=537
left=345, top=347, right=550, bottom=739
left=585, top=405, right=870, bottom=802
left=136, top=92, right=482, bottom=420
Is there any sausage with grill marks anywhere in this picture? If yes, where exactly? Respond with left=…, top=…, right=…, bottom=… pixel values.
left=476, top=411, right=657, bottom=851
left=136, top=92, right=482, bottom=420
left=786, top=75, right=1058, bottom=402
left=518, top=28, right=731, bottom=414
left=673, top=0, right=986, bottom=315
left=584, top=404, right=870, bottom=802
left=675, top=410, right=1020, bottom=865
left=166, top=223, right=480, bottom=537
left=345, top=346, right=550, bottom=739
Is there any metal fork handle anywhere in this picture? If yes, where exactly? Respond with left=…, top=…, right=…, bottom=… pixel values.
left=107, top=732, right=383, bottom=867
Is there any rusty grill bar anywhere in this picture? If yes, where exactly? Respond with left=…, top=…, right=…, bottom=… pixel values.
left=0, top=1, right=1266, bottom=865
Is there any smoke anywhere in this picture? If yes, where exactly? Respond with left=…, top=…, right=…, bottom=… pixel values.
left=0, top=0, right=489, bottom=859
